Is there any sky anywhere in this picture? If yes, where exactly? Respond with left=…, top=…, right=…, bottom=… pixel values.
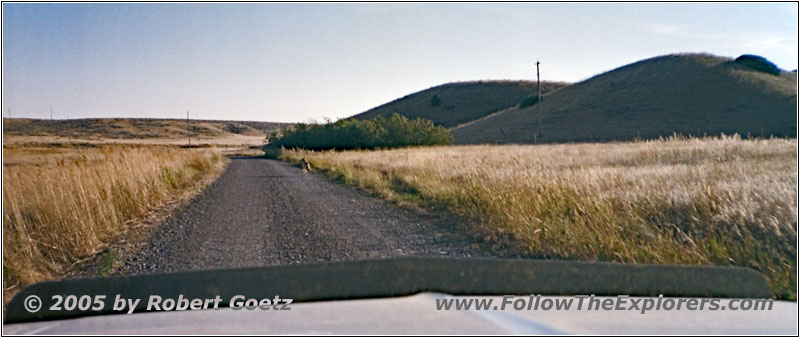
left=2, top=3, right=797, bottom=123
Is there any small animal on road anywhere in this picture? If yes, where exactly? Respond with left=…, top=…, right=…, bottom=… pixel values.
left=300, top=158, right=312, bottom=173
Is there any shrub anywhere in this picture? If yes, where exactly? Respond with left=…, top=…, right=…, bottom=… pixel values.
left=518, top=94, right=541, bottom=108
left=431, top=94, right=442, bottom=107
left=225, top=123, right=246, bottom=134
left=734, top=54, right=781, bottom=76
left=266, top=113, right=454, bottom=151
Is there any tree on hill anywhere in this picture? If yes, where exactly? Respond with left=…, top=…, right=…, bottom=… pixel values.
left=734, top=54, right=781, bottom=76
left=431, top=94, right=442, bottom=107
left=518, top=94, right=541, bottom=108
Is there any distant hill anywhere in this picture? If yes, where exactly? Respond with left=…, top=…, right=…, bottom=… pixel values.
left=352, top=80, right=569, bottom=128
left=452, top=53, right=797, bottom=144
left=3, top=118, right=288, bottom=140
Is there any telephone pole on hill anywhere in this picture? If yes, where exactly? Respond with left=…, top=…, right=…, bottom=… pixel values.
left=536, top=60, right=542, bottom=139
left=186, top=111, right=191, bottom=147
left=50, top=106, right=53, bottom=120
left=68, top=113, right=73, bottom=145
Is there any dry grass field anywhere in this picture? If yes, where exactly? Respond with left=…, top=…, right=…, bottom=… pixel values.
left=2, top=144, right=228, bottom=302
left=3, top=118, right=286, bottom=140
left=2, top=134, right=267, bottom=147
left=2, top=118, right=288, bottom=149
left=283, top=135, right=797, bottom=299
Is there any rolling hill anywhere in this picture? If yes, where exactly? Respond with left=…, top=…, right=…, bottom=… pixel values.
left=2, top=118, right=289, bottom=145
left=352, top=80, right=569, bottom=128
left=451, top=53, right=797, bottom=144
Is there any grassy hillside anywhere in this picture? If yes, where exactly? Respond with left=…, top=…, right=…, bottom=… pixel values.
left=352, top=80, right=569, bottom=128
left=452, top=53, right=797, bottom=144
left=3, top=118, right=288, bottom=140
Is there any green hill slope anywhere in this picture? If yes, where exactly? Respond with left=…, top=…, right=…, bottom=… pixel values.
left=451, top=53, right=797, bottom=144
left=353, top=80, right=568, bottom=128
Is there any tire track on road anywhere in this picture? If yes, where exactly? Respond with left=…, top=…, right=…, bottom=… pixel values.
left=121, top=157, right=499, bottom=275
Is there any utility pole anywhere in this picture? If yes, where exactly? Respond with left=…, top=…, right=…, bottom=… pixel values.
left=68, top=115, right=73, bottom=145
left=186, top=110, right=191, bottom=146
left=50, top=106, right=53, bottom=120
left=536, top=60, right=542, bottom=138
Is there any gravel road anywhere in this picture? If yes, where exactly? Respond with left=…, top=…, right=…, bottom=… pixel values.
left=121, top=158, right=499, bottom=275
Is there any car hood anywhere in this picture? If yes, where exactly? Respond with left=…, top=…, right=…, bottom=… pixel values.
left=4, top=292, right=797, bottom=335
left=3, top=257, right=787, bottom=334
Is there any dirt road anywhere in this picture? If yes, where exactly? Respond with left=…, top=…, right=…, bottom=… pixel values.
left=121, top=158, right=497, bottom=274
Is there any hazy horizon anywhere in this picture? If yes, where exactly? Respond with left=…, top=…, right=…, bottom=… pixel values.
left=3, top=3, right=797, bottom=123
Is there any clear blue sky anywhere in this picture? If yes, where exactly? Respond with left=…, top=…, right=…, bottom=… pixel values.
left=2, top=3, right=797, bottom=122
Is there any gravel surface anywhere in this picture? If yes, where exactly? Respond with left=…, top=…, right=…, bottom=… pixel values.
left=121, top=157, right=501, bottom=275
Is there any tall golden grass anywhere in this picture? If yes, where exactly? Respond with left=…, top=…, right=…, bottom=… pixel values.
left=3, top=145, right=227, bottom=301
left=282, top=135, right=797, bottom=299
